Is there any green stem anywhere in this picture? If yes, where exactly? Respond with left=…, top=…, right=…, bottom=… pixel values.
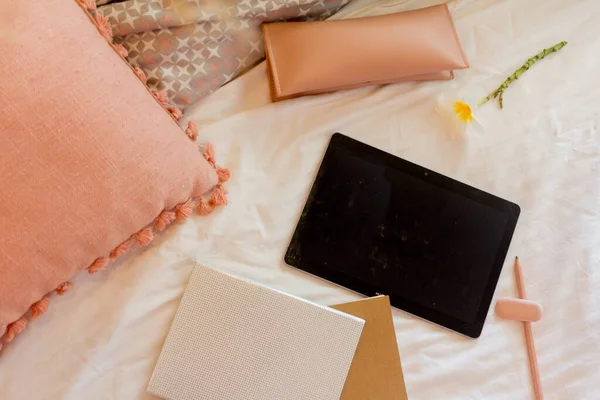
left=479, top=41, right=568, bottom=109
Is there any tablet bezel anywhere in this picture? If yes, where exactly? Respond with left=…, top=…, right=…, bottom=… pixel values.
left=284, top=133, right=520, bottom=338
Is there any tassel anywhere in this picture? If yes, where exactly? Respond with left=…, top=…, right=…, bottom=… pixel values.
left=203, top=143, right=215, bottom=166
left=5, top=317, right=28, bottom=343
left=87, top=257, right=109, bottom=274
left=133, top=67, right=147, bottom=82
left=114, top=43, right=128, bottom=58
left=185, top=121, right=198, bottom=141
left=153, top=90, right=169, bottom=106
left=133, top=227, right=154, bottom=246
left=109, top=239, right=132, bottom=260
left=30, top=297, right=51, bottom=320
left=216, top=166, right=230, bottom=182
left=94, top=13, right=113, bottom=41
left=175, top=199, right=195, bottom=222
left=81, top=0, right=96, bottom=10
left=210, top=184, right=228, bottom=206
left=155, top=210, right=176, bottom=231
left=168, top=107, right=183, bottom=121
left=55, top=281, right=74, bottom=295
left=196, top=197, right=213, bottom=216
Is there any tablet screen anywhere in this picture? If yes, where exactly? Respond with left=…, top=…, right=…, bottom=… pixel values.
left=285, top=134, right=520, bottom=337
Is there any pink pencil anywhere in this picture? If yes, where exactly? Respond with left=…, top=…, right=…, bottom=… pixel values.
left=514, top=257, right=543, bottom=400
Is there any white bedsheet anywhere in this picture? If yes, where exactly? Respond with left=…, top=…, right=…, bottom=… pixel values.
left=1, top=0, right=599, bottom=398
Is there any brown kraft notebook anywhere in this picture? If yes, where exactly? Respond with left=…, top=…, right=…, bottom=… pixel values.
left=332, top=296, right=409, bottom=400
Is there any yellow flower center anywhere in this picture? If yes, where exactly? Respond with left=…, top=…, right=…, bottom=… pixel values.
left=454, top=101, right=473, bottom=122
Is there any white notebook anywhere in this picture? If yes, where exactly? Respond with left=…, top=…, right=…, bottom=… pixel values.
left=148, top=264, right=365, bottom=400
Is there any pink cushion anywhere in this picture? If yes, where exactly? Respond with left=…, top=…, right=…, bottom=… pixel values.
left=0, top=0, right=226, bottom=347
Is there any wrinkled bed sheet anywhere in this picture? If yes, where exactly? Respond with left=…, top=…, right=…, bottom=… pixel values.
left=1, top=0, right=599, bottom=399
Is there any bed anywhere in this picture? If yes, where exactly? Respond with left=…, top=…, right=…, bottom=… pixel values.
left=1, top=0, right=598, bottom=398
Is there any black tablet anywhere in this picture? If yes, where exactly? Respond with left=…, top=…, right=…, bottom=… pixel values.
left=285, top=133, right=520, bottom=338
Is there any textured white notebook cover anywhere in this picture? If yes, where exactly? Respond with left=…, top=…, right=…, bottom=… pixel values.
left=148, top=264, right=365, bottom=400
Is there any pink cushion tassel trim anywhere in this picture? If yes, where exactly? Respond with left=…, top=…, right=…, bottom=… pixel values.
left=216, top=166, right=231, bottom=182
left=29, top=297, right=51, bottom=320
left=155, top=211, right=176, bottom=231
left=4, top=318, right=28, bottom=343
left=175, top=199, right=195, bottom=222
left=55, top=282, right=74, bottom=296
left=133, top=67, right=147, bottom=82
left=197, top=198, right=214, bottom=216
left=109, top=239, right=133, bottom=260
left=168, top=107, right=183, bottom=121
left=153, top=90, right=169, bottom=106
left=81, top=0, right=95, bottom=11
left=133, top=227, right=154, bottom=246
left=87, top=257, right=110, bottom=274
left=185, top=121, right=199, bottom=141
left=203, top=143, right=216, bottom=166
left=210, top=184, right=228, bottom=206
left=94, top=13, right=112, bottom=40
left=114, top=43, right=128, bottom=57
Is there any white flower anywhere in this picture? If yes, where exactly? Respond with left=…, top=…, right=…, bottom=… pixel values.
left=435, top=90, right=482, bottom=139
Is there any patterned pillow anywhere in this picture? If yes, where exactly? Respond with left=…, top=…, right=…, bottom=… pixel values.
left=99, top=0, right=351, bottom=109
left=0, top=0, right=228, bottom=351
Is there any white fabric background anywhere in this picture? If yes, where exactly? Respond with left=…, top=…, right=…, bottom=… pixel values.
left=1, top=0, right=599, bottom=399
